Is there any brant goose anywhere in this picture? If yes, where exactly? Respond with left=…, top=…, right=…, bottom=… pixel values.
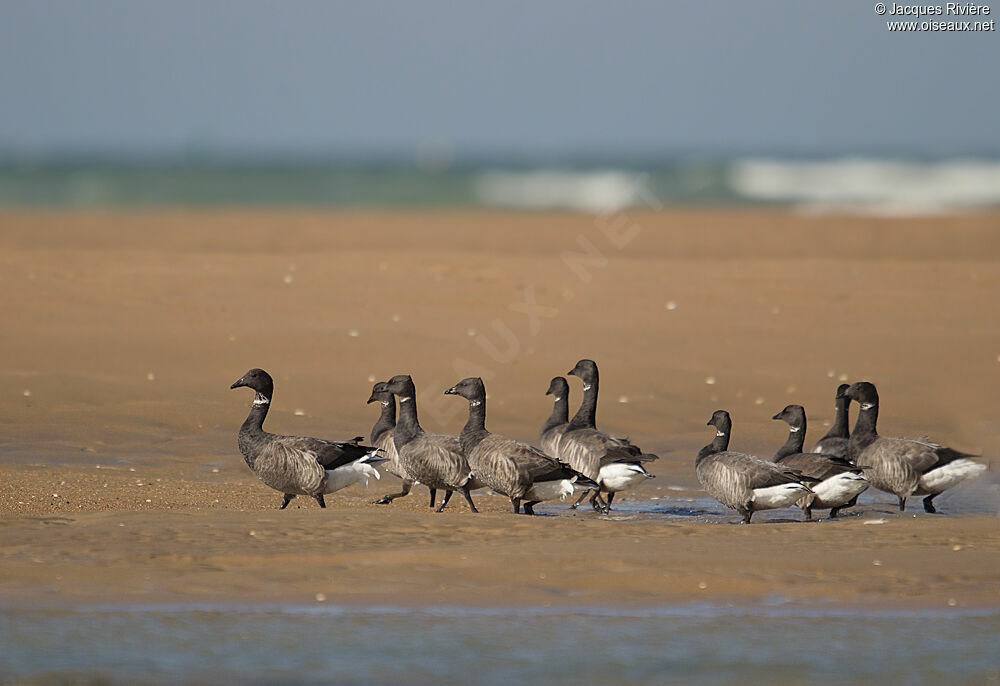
left=230, top=368, right=385, bottom=509
left=539, top=376, right=571, bottom=459
left=557, top=359, right=658, bottom=512
left=771, top=404, right=868, bottom=520
left=696, top=410, right=814, bottom=523
left=366, top=382, right=415, bottom=505
left=384, top=374, right=480, bottom=513
left=445, top=377, right=597, bottom=515
left=811, top=384, right=851, bottom=457
left=839, top=382, right=986, bottom=513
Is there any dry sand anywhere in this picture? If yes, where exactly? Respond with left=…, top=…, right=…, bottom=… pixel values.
left=1, top=208, right=998, bottom=609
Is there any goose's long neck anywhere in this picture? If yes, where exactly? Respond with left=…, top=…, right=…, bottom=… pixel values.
left=541, top=393, right=569, bottom=436
left=370, top=400, right=396, bottom=444
left=568, top=376, right=598, bottom=429
left=697, top=425, right=731, bottom=463
left=775, top=421, right=805, bottom=460
left=822, top=399, right=850, bottom=440
left=238, top=392, right=270, bottom=467
left=394, top=389, right=423, bottom=447
left=459, top=394, right=490, bottom=455
left=847, top=400, right=878, bottom=460
left=241, top=393, right=270, bottom=434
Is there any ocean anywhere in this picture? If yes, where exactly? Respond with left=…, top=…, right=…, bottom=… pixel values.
left=2, top=157, right=999, bottom=215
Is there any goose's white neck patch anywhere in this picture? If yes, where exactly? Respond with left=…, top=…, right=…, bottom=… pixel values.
left=554, top=396, right=563, bottom=402
left=399, top=396, right=413, bottom=404
left=583, top=384, right=592, bottom=392
left=715, top=430, right=726, bottom=438
left=253, top=394, right=270, bottom=406
left=381, top=401, right=390, bottom=407
left=470, top=399, right=482, bottom=407
left=861, top=402, right=875, bottom=411
left=789, top=426, right=801, bottom=433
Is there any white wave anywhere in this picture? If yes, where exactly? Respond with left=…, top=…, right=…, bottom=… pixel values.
left=473, top=170, right=644, bottom=212
left=729, top=157, right=1000, bottom=216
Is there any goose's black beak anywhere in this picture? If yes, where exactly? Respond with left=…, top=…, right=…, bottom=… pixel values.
left=836, top=390, right=848, bottom=399
left=545, top=388, right=553, bottom=396
left=706, top=419, right=713, bottom=426
left=444, top=386, right=458, bottom=395
left=230, top=379, right=245, bottom=390
left=567, top=369, right=577, bottom=377
left=771, top=412, right=782, bottom=420
left=366, top=395, right=378, bottom=404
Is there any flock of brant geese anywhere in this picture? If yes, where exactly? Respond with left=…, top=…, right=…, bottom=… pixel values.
left=230, top=360, right=986, bottom=521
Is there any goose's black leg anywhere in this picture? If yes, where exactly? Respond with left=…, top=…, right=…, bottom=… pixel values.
left=897, top=496, right=907, bottom=512
left=429, top=488, right=437, bottom=509
left=280, top=494, right=294, bottom=510
left=922, top=494, right=938, bottom=513
left=523, top=501, right=540, bottom=515
left=803, top=505, right=813, bottom=521
left=313, top=494, right=326, bottom=508
left=569, top=489, right=590, bottom=510
left=737, top=506, right=753, bottom=524
left=461, top=484, right=479, bottom=513
left=434, top=489, right=453, bottom=513
left=606, top=492, right=616, bottom=510
left=374, top=480, right=412, bottom=505
left=829, top=506, right=841, bottom=519
left=591, top=492, right=609, bottom=514
left=510, top=497, right=521, bottom=514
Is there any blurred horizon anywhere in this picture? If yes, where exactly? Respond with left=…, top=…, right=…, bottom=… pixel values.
left=3, top=156, right=1000, bottom=214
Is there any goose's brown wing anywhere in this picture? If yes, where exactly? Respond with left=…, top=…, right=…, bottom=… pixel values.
left=775, top=452, right=859, bottom=480
left=277, top=435, right=376, bottom=471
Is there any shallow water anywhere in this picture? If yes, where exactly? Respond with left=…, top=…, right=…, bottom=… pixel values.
left=2, top=603, right=998, bottom=685
left=539, top=477, right=1000, bottom=523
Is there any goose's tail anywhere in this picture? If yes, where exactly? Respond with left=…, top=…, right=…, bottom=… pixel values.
left=569, top=471, right=600, bottom=491
left=361, top=448, right=389, bottom=466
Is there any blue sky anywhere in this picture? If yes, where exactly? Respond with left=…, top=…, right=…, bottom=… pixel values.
left=2, top=1, right=997, bottom=160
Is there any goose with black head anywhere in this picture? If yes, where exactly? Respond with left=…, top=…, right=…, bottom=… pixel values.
left=539, top=376, right=571, bottom=459
left=365, top=381, right=415, bottom=505
left=446, top=377, right=597, bottom=515
left=840, top=382, right=985, bottom=513
left=557, top=359, right=659, bottom=513
left=230, top=368, right=385, bottom=509
left=696, top=410, right=815, bottom=524
left=811, top=384, right=852, bottom=458
left=384, top=374, right=480, bottom=513
left=771, top=404, right=868, bottom=520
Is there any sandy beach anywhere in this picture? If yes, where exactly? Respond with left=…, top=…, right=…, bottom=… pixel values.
left=1, top=209, right=998, bottom=610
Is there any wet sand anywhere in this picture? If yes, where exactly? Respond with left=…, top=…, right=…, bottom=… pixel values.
left=0, top=209, right=998, bottom=609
